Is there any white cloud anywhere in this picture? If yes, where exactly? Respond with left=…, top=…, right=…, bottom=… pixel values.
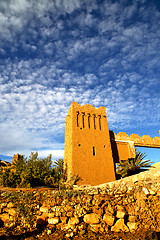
left=0, top=0, right=160, bottom=158
left=56, top=0, right=81, bottom=14
left=38, top=150, right=64, bottom=160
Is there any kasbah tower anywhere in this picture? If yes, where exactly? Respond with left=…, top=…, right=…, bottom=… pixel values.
left=64, top=102, right=116, bottom=186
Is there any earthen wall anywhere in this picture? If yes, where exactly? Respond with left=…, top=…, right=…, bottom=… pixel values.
left=64, top=102, right=116, bottom=186
left=115, top=132, right=160, bottom=148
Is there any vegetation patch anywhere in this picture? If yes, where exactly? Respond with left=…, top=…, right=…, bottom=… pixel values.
left=0, top=152, right=64, bottom=189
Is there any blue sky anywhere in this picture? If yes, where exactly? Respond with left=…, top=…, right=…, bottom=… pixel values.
left=0, top=0, right=160, bottom=163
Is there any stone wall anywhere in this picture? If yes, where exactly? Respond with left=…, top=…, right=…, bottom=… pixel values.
left=0, top=168, right=160, bottom=237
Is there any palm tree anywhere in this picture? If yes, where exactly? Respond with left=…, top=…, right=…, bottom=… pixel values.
left=53, top=159, right=64, bottom=174
left=53, top=158, right=64, bottom=180
left=116, top=149, right=153, bottom=178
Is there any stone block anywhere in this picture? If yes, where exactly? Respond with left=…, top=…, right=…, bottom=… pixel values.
left=103, top=214, right=115, bottom=226
left=111, top=219, right=129, bottom=232
left=84, top=213, right=101, bottom=224
left=48, top=217, right=59, bottom=225
left=7, top=202, right=14, bottom=208
left=127, top=222, right=137, bottom=232
left=68, top=216, right=79, bottom=225
left=40, top=206, right=49, bottom=213
left=143, top=187, right=149, bottom=195
left=116, top=210, right=125, bottom=219
left=90, top=223, right=101, bottom=232
left=8, top=208, right=16, bottom=216
left=0, top=213, right=10, bottom=222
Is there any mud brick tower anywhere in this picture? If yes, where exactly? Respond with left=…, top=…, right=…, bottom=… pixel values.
left=64, top=102, right=116, bottom=186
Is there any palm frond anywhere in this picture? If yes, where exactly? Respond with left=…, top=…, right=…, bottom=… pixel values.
left=116, top=149, right=154, bottom=178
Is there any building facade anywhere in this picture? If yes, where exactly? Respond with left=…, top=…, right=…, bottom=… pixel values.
left=64, top=102, right=116, bottom=185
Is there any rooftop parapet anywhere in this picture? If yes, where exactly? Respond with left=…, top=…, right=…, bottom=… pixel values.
left=115, top=132, right=160, bottom=148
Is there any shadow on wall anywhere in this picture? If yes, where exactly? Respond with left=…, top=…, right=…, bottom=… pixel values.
left=109, top=130, right=120, bottom=180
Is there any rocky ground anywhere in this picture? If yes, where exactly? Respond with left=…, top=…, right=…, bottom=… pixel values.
left=0, top=167, right=160, bottom=239
left=0, top=225, right=160, bottom=240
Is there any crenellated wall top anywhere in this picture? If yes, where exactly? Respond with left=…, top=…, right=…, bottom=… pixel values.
left=115, top=132, right=160, bottom=148
left=69, top=101, right=106, bottom=116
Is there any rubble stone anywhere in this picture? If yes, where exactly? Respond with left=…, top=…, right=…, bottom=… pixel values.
left=111, top=219, right=129, bottom=232
left=127, top=222, right=137, bottom=232
left=116, top=210, right=125, bottom=219
left=68, top=216, right=79, bottom=226
left=84, top=213, right=101, bottom=224
left=103, top=214, right=115, bottom=226
left=40, top=206, right=49, bottom=213
left=0, top=166, right=160, bottom=236
left=48, top=217, right=59, bottom=225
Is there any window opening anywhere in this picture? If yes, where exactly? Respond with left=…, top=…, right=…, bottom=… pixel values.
left=93, top=115, right=96, bottom=129
left=88, top=114, right=90, bottom=129
left=82, top=113, right=85, bottom=128
left=77, top=112, right=79, bottom=127
left=93, top=146, right=96, bottom=156
left=99, top=116, right=101, bottom=130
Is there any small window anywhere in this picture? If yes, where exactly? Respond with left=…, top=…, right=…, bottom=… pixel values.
left=82, top=113, right=85, bottom=128
left=77, top=112, right=79, bottom=127
left=99, top=116, right=101, bottom=130
left=88, top=114, right=90, bottom=129
left=93, top=146, right=96, bottom=156
left=93, top=115, right=96, bottom=129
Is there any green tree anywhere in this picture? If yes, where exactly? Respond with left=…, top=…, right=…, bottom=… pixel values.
left=1, top=168, right=19, bottom=187
left=24, top=152, right=54, bottom=187
left=53, top=159, right=64, bottom=184
left=14, top=155, right=26, bottom=175
left=0, top=152, right=55, bottom=188
left=0, top=153, right=66, bottom=188
left=116, top=149, right=153, bottom=178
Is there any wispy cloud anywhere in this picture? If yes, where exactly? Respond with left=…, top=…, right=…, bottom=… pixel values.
left=0, top=0, right=160, bottom=159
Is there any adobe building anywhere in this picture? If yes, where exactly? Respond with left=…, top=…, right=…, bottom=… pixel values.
left=64, top=102, right=116, bottom=185
left=64, top=102, right=160, bottom=186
